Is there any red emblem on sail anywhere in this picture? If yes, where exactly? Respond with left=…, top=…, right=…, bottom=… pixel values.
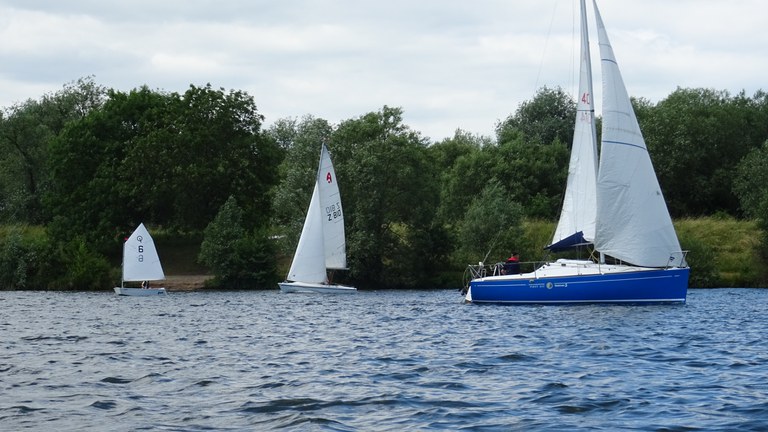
left=326, top=172, right=332, bottom=183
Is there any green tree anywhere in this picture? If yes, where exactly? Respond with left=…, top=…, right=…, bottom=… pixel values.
left=496, top=86, right=576, bottom=146
left=0, top=225, right=112, bottom=290
left=734, top=140, right=768, bottom=219
left=0, top=77, right=106, bottom=224
left=169, top=84, right=281, bottom=230
left=0, top=103, right=50, bottom=223
left=429, top=129, right=492, bottom=171
left=267, top=117, right=299, bottom=150
left=643, top=88, right=768, bottom=216
left=0, top=226, right=46, bottom=289
left=491, top=87, right=572, bottom=218
left=439, top=133, right=568, bottom=222
left=455, top=180, right=524, bottom=265
left=45, top=84, right=280, bottom=249
left=268, top=115, right=333, bottom=255
left=199, top=196, right=277, bottom=288
left=494, top=137, right=569, bottom=219
left=331, top=106, right=445, bottom=288
left=431, top=130, right=493, bottom=224
left=733, top=140, right=768, bottom=257
left=54, top=236, right=114, bottom=290
left=45, top=86, right=170, bottom=249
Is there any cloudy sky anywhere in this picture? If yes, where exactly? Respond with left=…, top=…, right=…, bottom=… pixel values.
left=1, top=0, right=765, bottom=141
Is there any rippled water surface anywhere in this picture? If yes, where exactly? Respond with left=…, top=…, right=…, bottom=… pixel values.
left=2, top=288, right=768, bottom=431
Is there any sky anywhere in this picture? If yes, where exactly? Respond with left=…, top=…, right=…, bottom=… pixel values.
left=1, top=0, right=766, bottom=142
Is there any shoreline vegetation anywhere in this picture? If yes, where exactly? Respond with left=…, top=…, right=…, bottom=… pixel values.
left=1, top=216, right=764, bottom=291
left=2, top=80, right=767, bottom=292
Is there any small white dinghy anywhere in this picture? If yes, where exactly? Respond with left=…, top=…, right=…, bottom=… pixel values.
left=279, top=144, right=356, bottom=294
left=114, top=223, right=167, bottom=296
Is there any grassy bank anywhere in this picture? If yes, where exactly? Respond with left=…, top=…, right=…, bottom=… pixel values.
left=675, top=217, right=765, bottom=287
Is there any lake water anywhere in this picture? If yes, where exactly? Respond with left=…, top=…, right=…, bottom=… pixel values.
left=2, top=288, right=767, bottom=431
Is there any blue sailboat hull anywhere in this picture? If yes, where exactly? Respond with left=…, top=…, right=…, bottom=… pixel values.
left=467, top=266, right=689, bottom=305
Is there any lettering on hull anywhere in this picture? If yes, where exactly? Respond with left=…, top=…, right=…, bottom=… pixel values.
left=529, top=281, right=568, bottom=289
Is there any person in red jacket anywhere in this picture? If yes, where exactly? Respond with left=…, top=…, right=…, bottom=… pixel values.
left=502, top=252, right=520, bottom=275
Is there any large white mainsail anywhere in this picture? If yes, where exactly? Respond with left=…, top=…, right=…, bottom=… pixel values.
left=123, top=223, right=165, bottom=282
left=592, top=1, right=683, bottom=268
left=317, top=143, right=347, bottom=270
left=549, top=0, right=598, bottom=250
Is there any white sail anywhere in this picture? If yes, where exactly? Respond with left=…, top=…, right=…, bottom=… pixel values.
left=317, top=143, right=347, bottom=270
left=592, top=0, right=683, bottom=267
left=550, top=0, right=598, bottom=249
left=286, top=182, right=329, bottom=284
left=286, top=143, right=348, bottom=283
left=122, top=223, right=165, bottom=282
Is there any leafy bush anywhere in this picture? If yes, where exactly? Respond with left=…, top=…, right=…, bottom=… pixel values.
left=53, top=236, right=115, bottom=290
left=454, top=180, right=524, bottom=267
left=0, top=226, right=47, bottom=289
left=222, top=231, right=278, bottom=289
left=199, top=196, right=277, bottom=289
left=0, top=226, right=113, bottom=290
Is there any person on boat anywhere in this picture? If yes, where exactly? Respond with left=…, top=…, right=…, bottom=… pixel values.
left=502, top=253, right=520, bottom=275
left=141, top=280, right=149, bottom=289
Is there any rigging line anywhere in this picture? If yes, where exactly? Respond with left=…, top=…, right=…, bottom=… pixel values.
left=569, top=0, right=578, bottom=99
left=482, top=229, right=504, bottom=266
left=533, top=0, right=560, bottom=96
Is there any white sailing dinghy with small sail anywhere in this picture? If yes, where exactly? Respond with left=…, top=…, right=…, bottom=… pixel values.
left=465, top=0, right=689, bottom=304
left=114, top=223, right=167, bottom=296
left=279, top=143, right=356, bottom=294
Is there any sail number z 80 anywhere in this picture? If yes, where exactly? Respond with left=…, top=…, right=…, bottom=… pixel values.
left=326, top=202, right=342, bottom=221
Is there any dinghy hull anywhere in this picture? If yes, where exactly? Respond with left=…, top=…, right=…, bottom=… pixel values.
left=278, top=281, right=356, bottom=294
left=114, top=287, right=167, bottom=296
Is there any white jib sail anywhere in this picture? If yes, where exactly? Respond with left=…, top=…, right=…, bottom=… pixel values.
left=317, top=143, right=347, bottom=270
left=551, top=0, right=598, bottom=247
left=592, top=0, right=683, bottom=268
left=123, top=223, right=165, bottom=282
left=286, top=182, right=329, bottom=284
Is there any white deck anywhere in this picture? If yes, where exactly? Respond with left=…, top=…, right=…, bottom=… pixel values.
left=476, top=259, right=663, bottom=282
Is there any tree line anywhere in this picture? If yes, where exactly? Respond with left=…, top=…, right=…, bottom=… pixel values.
left=1, top=77, right=767, bottom=290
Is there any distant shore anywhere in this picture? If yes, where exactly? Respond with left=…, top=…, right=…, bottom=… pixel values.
left=163, top=275, right=210, bottom=291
